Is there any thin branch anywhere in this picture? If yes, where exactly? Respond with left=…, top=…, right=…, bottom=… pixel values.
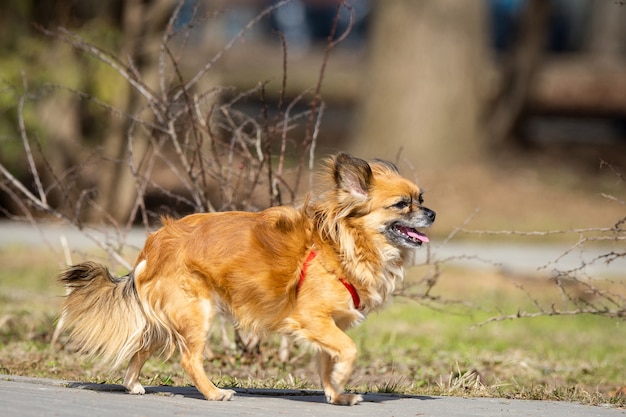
left=43, top=27, right=166, bottom=125
left=461, top=227, right=621, bottom=236
left=294, top=0, right=353, bottom=195
left=17, top=90, right=47, bottom=206
left=474, top=306, right=625, bottom=327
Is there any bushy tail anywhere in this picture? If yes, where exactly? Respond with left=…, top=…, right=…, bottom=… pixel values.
left=57, top=262, right=147, bottom=370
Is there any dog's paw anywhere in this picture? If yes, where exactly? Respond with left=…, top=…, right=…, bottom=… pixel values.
left=126, top=382, right=146, bottom=395
left=206, top=388, right=236, bottom=401
left=327, top=393, right=363, bottom=406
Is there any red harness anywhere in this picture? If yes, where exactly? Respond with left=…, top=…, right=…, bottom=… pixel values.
left=297, top=250, right=361, bottom=310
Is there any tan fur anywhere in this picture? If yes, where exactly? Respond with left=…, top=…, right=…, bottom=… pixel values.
left=57, top=153, right=435, bottom=405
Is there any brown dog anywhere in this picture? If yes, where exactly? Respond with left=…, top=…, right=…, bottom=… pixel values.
left=58, top=153, right=435, bottom=405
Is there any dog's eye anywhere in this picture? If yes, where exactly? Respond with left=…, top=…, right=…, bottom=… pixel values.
left=418, top=193, right=424, bottom=205
left=392, top=200, right=410, bottom=210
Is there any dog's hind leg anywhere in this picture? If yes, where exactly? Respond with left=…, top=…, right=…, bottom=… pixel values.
left=123, top=345, right=157, bottom=395
left=177, top=299, right=236, bottom=401
left=180, top=340, right=235, bottom=401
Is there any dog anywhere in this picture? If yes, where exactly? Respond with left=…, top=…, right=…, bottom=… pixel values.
left=57, top=152, right=435, bottom=405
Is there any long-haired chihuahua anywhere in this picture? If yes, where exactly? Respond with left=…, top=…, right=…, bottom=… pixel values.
left=58, top=152, right=435, bottom=405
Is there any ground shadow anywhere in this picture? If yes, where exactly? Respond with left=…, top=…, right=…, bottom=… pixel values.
left=67, top=382, right=437, bottom=404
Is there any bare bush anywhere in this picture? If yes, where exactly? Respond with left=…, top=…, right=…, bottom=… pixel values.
left=396, top=172, right=626, bottom=323
left=0, top=1, right=355, bottom=271
left=470, top=208, right=626, bottom=324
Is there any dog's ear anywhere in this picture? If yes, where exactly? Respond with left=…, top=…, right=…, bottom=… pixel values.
left=333, top=153, right=372, bottom=200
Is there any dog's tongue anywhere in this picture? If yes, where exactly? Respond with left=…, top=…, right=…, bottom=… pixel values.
left=407, top=229, right=429, bottom=243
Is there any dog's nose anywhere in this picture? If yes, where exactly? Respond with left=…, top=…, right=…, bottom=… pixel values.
left=423, top=208, right=436, bottom=222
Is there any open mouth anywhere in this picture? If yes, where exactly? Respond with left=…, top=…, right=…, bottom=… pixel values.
left=390, top=223, right=430, bottom=247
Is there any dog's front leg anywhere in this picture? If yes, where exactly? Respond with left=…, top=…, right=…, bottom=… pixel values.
left=312, top=324, right=363, bottom=405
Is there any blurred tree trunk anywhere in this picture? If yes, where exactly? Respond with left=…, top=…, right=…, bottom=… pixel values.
left=350, top=0, right=489, bottom=167
left=486, top=0, right=550, bottom=148
left=88, top=0, right=170, bottom=224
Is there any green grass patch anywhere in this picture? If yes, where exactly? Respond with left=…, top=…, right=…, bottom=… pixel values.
left=349, top=300, right=624, bottom=401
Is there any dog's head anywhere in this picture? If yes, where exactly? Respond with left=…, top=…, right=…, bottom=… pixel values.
left=313, top=152, right=435, bottom=251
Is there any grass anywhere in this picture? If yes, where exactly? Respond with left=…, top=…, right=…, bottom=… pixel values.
left=0, top=245, right=624, bottom=408
left=349, top=300, right=625, bottom=399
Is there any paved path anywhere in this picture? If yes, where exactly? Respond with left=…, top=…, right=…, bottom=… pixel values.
left=1, top=375, right=623, bottom=417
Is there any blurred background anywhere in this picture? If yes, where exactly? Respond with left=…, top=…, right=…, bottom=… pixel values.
left=1, top=0, right=625, bottom=232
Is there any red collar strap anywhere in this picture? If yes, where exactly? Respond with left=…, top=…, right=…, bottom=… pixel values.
left=338, top=277, right=361, bottom=310
left=297, top=250, right=361, bottom=310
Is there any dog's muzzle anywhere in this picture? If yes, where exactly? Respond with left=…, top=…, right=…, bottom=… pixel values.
left=387, top=207, right=435, bottom=248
